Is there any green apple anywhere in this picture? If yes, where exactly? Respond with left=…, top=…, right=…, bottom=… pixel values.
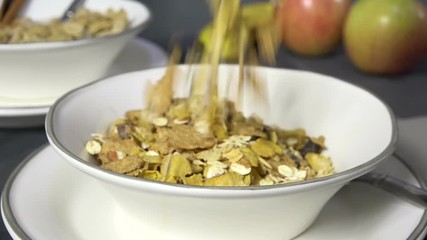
left=198, top=3, right=275, bottom=61
left=344, top=0, right=427, bottom=74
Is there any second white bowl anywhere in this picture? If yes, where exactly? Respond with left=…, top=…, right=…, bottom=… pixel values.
left=0, top=0, right=150, bottom=102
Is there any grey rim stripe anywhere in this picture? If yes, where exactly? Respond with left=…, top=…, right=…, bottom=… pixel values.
left=2, top=146, right=427, bottom=239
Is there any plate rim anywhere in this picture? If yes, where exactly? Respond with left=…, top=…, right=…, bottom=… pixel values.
left=1, top=145, right=427, bottom=240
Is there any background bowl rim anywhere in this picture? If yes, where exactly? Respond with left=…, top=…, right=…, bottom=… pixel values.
left=45, top=65, right=398, bottom=197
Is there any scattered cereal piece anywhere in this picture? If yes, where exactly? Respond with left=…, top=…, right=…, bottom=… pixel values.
left=197, top=148, right=221, bottom=163
left=208, top=160, right=228, bottom=169
left=143, top=155, right=163, bottom=164
left=306, top=153, right=333, bottom=172
left=222, top=148, right=243, bottom=163
left=102, top=156, right=144, bottom=174
left=167, top=154, right=193, bottom=178
left=205, top=172, right=248, bottom=186
left=251, top=138, right=276, bottom=158
left=230, top=162, right=251, bottom=175
left=240, top=147, right=259, bottom=167
left=278, top=165, right=293, bottom=178
left=259, top=177, right=274, bottom=186
left=140, top=170, right=162, bottom=181
left=158, top=125, right=216, bottom=150
left=205, top=165, right=227, bottom=179
left=183, top=174, right=204, bottom=186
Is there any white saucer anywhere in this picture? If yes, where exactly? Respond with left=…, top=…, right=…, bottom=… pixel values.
left=1, top=145, right=426, bottom=240
left=0, top=38, right=167, bottom=128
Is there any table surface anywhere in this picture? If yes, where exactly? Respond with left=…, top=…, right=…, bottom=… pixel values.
left=1, top=0, right=427, bottom=239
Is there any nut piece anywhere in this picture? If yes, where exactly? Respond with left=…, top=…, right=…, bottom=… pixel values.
left=85, top=140, right=102, bottom=155
left=153, top=117, right=168, bottom=127
left=286, top=137, right=298, bottom=147
left=116, top=150, right=126, bottom=160
left=146, top=150, right=160, bottom=156
left=173, top=119, right=189, bottom=125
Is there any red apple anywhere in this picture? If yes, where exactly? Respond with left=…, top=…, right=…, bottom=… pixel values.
left=277, top=0, right=351, bottom=56
left=344, top=0, right=427, bottom=74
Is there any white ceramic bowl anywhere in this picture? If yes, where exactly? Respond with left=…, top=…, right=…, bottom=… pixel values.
left=0, top=0, right=150, bottom=102
left=46, top=65, right=397, bottom=240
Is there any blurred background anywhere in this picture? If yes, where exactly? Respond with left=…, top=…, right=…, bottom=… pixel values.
left=138, top=0, right=427, bottom=118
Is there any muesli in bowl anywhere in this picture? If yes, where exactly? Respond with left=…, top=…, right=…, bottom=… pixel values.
left=0, top=8, right=129, bottom=44
left=84, top=83, right=335, bottom=187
